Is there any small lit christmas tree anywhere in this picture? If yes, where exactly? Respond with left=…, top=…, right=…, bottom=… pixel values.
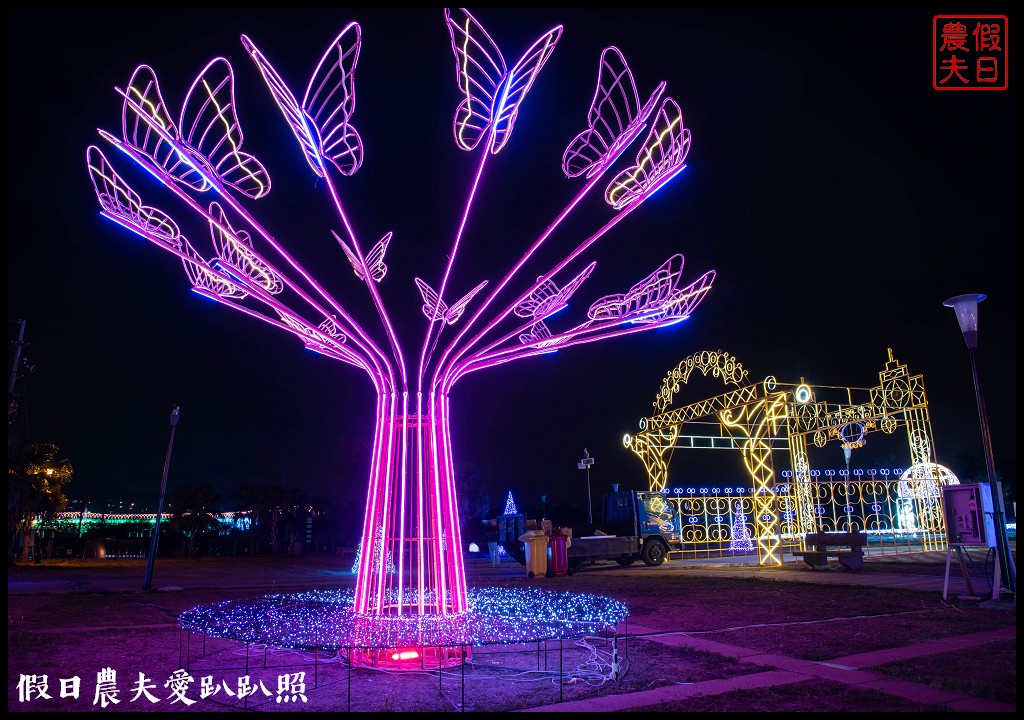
left=503, top=490, right=518, bottom=516
left=351, top=526, right=396, bottom=574
left=729, top=502, right=754, bottom=552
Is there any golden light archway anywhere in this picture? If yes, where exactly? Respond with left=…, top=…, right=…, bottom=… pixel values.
left=625, top=348, right=948, bottom=567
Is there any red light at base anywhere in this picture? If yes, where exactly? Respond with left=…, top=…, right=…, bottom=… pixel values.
left=391, top=649, right=421, bottom=662
left=347, top=645, right=469, bottom=670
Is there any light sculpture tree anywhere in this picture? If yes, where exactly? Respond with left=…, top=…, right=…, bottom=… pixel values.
left=85, top=8, right=715, bottom=663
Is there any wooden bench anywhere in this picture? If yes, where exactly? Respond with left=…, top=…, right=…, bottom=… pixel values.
left=793, top=531, right=866, bottom=571
left=335, top=546, right=358, bottom=564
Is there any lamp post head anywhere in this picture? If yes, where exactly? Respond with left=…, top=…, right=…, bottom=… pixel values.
left=943, top=293, right=986, bottom=349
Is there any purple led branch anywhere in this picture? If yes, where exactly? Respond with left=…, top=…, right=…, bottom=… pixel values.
left=446, top=259, right=715, bottom=388
left=435, top=192, right=647, bottom=392
left=431, top=45, right=667, bottom=392
left=242, top=27, right=410, bottom=389
left=417, top=9, right=564, bottom=386
left=450, top=270, right=717, bottom=386
left=106, top=58, right=397, bottom=388
left=87, top=141, right=385, bottom=384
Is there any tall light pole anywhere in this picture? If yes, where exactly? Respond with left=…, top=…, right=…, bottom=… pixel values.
left=541, top=495, right=547, bottom=519
left=943, top=294, right=1015, bottom=602
left=578, top=449, right=595, bottom=526
left=143, top=405, right=180, bottom=592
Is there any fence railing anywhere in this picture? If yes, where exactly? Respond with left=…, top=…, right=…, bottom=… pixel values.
left=663, top=475, right=955, bottom=560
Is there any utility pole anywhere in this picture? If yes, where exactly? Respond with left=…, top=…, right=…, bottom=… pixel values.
left=578, top=449, right=595, bottom=527
left=8, top=319, right=26, bottom=395
left=8, top=319, right=26, bottom=429
left=143, top=405, right=180, bottom=591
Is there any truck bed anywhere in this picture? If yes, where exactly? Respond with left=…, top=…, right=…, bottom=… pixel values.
left=567, top=534, right=641, bottom=560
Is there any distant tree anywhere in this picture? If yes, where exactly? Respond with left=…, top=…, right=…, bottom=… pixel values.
left=303, top=493, right=360, bottom=552
left=166, top=483, right=224, bottom=555
left=266, top=484, right=300, bottom=555
left=455, top=462, right=489, bottom=546
left=7, top=442, right=72, bottom=563
left=233, top=483, right=270, bottom=555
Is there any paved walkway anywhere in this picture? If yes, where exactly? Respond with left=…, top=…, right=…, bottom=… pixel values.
left=515, top=549, right=1017, bottom=713
left=523, top=623, right=1015, bottom=712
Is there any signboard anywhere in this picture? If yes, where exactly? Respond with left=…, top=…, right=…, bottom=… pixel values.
left=942, top=484, right=996, bottom=547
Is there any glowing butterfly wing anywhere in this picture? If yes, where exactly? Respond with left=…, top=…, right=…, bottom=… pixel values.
left=242, top=34, right=321, bottom=176
left=208, top=202, right=282, bottom=294
left=181, top=238, right=247, bottom=299
left=362, top=232, right=391, bottom=282
left=628, top=254, right=684, bottom=308
left=587, top=292, right=628, bottom=321
left=414, top=277, right=448, bottom=322
left=444, top=279, right=488, bottom=324
left=318, top=316, right=346, bottom=342
left=519, top=319, right=551, bottom=345
left=332, top=230, right=389, bottom=283
left=445, top=7, right=506, bottom=151
left=543, top=261, right=596, bottom=316
left=445, top=8, right=507, bottom=152
left=303, top=22, right=364, bottom=176
left=444, top=8, right=561, bottom=154
left=605, top=97, right=690, bottom=211
left=662, top=269, right=715, bottom=320
left=487, top=24, right=562, bottom=154
left=120, top=65, right=210, bottom=192
left=87, top=145, right=183, bottom=249
left=332, top=230, right=364, bottom=280
left=178, top=58, right=271, bottom=199
left=514, top=278, right=558, bottom=318
left=244, top=25, right=362, bottom=178
left=518, top=320, right=566, bottom=350
left=603, top=254, right=701, bottom=325
left=562, top=47, right=665, bottom=179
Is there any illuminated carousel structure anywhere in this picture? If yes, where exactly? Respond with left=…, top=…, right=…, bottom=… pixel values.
left=86, top=9, right=713, bottom=668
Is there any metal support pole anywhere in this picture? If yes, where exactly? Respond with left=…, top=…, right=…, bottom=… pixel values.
left=967, top=347, right=1016, bottom=600
left=144, top=406, right=180, bottom=591
left=7, top=319, right=26, bottom=397
left=587, top=467, right=592, bottom=526
left=578, top=449, right=595, bottom=527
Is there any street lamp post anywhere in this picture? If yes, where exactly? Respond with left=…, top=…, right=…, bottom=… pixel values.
left=943, top=294, right=1016, bottom=602
left=541, top=495, right=547, bottom=519
left=578, top=449, right=595, bottom=527
left=143, top=405, right=180, bottom=592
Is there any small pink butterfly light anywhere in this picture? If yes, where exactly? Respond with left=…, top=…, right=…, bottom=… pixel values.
left=415, top=277, right=489, bottom=325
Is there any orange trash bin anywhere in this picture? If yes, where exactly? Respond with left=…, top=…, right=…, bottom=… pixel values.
left=518, top=530, right=549, bottom=578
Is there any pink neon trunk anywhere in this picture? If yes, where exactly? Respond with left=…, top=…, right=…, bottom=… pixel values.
left=352, top=392, right=469, bottom=620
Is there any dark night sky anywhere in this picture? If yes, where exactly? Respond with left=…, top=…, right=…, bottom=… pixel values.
left=7, top=8, right=1016, bottom=520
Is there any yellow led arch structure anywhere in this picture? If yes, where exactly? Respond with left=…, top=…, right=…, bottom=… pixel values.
left=625, top=348, right=951, bottom=568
